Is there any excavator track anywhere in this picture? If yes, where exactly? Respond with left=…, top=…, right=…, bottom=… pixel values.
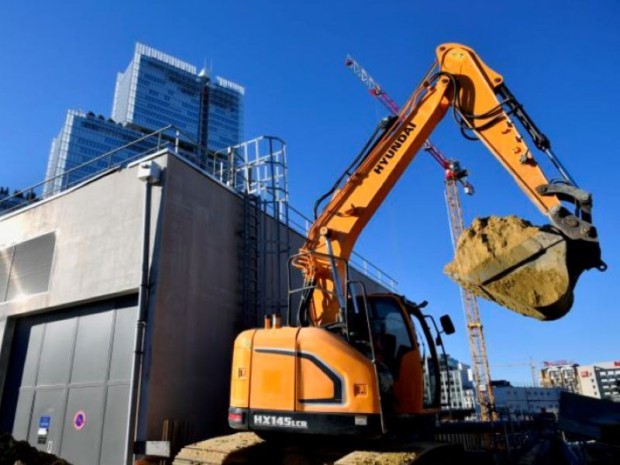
left=173, top=433, right=266, bottom=464
left=173, top=433, right=464, bottom=465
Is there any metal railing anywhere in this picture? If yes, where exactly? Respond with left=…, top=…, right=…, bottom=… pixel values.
left=288, top=204, right=398, bottom=291
left=0, top=126, right=398, bottom=291
left=0, top=124, right=190, bottom=215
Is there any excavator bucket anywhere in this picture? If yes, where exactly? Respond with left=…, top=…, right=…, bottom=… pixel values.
left=445, top=216, right=603, bottom=321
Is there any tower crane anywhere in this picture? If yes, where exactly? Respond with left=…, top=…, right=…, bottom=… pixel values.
left=344, top=54, right=496, bottom=421
left=495, top=359, right=539, bottom=387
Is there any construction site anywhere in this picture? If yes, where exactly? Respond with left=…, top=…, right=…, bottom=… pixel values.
left=0, top=41, right=618, bottom=465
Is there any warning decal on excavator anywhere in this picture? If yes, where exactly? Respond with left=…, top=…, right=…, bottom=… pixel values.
left=253, top=415, right=308, bottom=429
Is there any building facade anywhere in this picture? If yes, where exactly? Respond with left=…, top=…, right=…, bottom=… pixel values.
left=431, top=355, right=477, bottom=412
left=111, top=43, right=205, bottom=142
left=577, top=361, right=620, bottom=402
left=206, top=77, right=245, bottom=151
left=538, top=360, right=620, bottom=402
left=540, top=361, right=580, bottom=393
left=44, top=111, right=159, bottom=196
left=45, top=43, right=244, bottom=196
left=492, top=380, right=561, bottom=418
left=1, top=147, right=398, bottom=464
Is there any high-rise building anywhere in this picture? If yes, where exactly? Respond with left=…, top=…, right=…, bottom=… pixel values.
left=111, top=43, right=244, bottom=151
left=576, top=361, right=620, bottom=402
left=111, top=43, right=205, bottom=142
left=44, top=43, right=244, bottom=196
left=540, top=361, right=580, bottom=393
left=427, top=354, right=476, bottom=412
left=206, top=77, right=245, bottom=151
left=538, top=360, right=620, bottom=402
left=44, top=110, right=161, bottom=195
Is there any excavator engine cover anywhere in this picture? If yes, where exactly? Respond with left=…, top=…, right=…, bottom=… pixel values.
left=445, top=216, right=602, bottom=321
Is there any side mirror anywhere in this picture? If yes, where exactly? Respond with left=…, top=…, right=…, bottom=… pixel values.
left=440, top=315, right=455, bottom=335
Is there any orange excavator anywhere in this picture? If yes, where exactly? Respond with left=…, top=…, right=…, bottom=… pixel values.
left=175, top=43, right=604, bottom=464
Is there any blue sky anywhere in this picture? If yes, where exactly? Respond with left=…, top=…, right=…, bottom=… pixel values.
left=1, top=1, right=618, bottom=384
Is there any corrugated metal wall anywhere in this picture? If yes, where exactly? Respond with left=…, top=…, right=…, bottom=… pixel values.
left=0, top=296, right=137, bottom=465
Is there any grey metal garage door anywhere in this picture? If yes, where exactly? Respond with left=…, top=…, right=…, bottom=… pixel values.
left=1, top=295, right=137, bottom=465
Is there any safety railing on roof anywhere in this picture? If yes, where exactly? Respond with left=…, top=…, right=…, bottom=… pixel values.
left=0, top=124, right=193, bottom=215
left=0, top=126, right=397, bottom=291
left=211, top=137, right=397, bottom=291
left=288, top=204, right=398, bottom=292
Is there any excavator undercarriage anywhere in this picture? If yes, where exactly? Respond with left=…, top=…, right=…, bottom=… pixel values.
left=173, top=432, right=465, bottom=465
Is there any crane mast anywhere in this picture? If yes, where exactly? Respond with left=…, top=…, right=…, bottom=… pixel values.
left=444, top=179, right=497, bottom=421
left=345, top=54, right=495, bottom=420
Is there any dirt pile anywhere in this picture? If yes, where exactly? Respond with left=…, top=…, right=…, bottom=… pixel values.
left=0, top=433, right=71, bottom=465
left=173, top=432, right=266, bottom=464
left=445, top=216, right=573, bottom=320
left=335, top=450, right=418, bottom=464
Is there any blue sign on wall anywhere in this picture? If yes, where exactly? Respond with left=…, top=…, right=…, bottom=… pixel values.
left=39, top=416, right=51, bottom=429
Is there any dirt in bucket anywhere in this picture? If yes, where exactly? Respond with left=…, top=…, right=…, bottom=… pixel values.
left=445, top=216, right=571, bottom=320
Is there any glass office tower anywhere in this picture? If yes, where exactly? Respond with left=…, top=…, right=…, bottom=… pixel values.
left=207, top=77, right=245, bottom=152
left=112, top=43, right=204, bottom=142
left=45, top=43, right=245, bottom=195
left=44, top=110, right=165, bottom=196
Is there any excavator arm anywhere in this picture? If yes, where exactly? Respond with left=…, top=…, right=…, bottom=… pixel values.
left=294, top=43, right=603, bottom=325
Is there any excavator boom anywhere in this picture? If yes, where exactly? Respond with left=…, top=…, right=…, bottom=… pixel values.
left=295, top=43, right=604, bottom=323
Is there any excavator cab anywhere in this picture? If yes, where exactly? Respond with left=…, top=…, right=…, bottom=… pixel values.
left=343, top=293, right=454, bottom=421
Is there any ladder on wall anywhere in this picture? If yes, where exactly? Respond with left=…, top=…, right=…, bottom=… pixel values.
left=241, top=192, right=261, bottom=328
left=234, top=137, right=290, bottom=328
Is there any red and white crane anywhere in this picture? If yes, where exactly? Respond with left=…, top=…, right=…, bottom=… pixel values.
left=345, top=54, right=496, bottom=421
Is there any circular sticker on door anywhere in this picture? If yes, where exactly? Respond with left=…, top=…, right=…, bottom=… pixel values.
left=73, top=411, right=87, bottom=430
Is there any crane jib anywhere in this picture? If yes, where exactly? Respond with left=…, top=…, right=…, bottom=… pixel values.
left=373, top=123, right=416, bottom=175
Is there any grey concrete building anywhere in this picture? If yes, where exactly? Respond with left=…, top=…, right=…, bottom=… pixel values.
left=441, top=356, right=476, bottom=412
left=491, top=380, right=562, bottom=418
left=0, top=149, right=391, bottom=464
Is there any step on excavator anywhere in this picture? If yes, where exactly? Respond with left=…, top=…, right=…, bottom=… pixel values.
left=174, top=43, right=605, bottom=465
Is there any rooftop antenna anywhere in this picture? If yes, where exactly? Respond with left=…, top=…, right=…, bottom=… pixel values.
left=198, top=58, right=210, bottom=80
